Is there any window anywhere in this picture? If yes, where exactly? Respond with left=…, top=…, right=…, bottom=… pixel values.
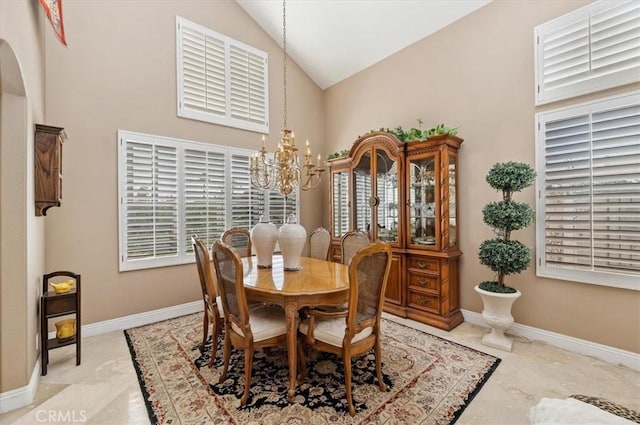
left=535, top=0, right=640, bottom=105
left=535, top=91, right=640, bottom=290
left=118, top=130, right=297, bottom=271
left=176, top=16, right=269, bottom=133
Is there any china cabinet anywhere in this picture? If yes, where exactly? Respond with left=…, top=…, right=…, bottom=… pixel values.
left=329, top=131, right=463, bottom=330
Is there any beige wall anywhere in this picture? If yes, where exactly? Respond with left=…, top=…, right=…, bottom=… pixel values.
left=0, top=0, right=46, bottom=393
left=2, top=0, right=638, bottom=399
left=324, top=0, right=640, bottom=352
left=41, top=0, right=324, bottom=326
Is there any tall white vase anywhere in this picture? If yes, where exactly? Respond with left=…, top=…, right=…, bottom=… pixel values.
left=250, top=215, right=278, bottom=268
left=474, top=284, right=521, bottom=352
left=278, top=214, right=307, bottom=271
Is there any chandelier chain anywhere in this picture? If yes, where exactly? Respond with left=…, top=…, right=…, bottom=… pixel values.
left=282, top=0, right=287, bottom=129
left=249, top=0, right=325, bottom=198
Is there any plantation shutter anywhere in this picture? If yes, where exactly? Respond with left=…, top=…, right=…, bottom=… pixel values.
left=333, top=172, right=350, bottom=237
left=536, top=92, right=640, bottom=289
left=269, top=191, right=297, bottom=226
left=120, top=135, right=179, bottom=270
left=184, top=148, right=226, bottom=252
left=229, top=153, right=263, bottom=228
left=229, top=45, right=268, bottom=126
left=535, top=0, right=640, bottom=105
left=178, top=21, right=226, bottom=118
left=177, top=17, right=268, bottom=133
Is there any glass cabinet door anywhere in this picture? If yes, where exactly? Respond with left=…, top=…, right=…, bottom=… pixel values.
left=449, top=155, right=458, bottom=247
left=353, top=151, right=372, bottom=234
left=408, top=154, right=437, bottom=248
left=332, top=170, right=350, bottom=239
left=375, top=149, right=399, bottom=244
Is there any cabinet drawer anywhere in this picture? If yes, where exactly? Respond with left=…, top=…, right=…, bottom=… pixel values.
left=408, top=291, right=439, bottom=314
left=407, top=257, right=439, bottom=273
left=408, top=273, right=439, bottom=291
left=45, top=296, right=77, bottom=316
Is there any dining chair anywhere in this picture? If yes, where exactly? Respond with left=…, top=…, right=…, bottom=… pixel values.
left=191, top=235, right=224, bottom=367
left=340, top=230, right=370, bottom=265
left=211, top=240, right=288, bottom=406
left=298, top=241, right=392, bottom=416
left=309, top=227, right=331, bottom=260
left=221, top=227, right=252, bottom=257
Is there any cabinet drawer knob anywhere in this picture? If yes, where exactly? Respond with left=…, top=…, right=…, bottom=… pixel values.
left=417, top=278, right=429, bottom=286
left=417, top=296, right=430, bottom=305
left=417, top=262, right=428, bottom=268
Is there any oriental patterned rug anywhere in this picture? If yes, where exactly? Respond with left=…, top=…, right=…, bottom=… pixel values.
left=125, top=313, right=500, bottom=424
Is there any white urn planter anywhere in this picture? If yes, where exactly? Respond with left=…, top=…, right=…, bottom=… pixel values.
left=474, top=285, right=521, bottom=352
left=278, top=215, right=307, bottom=271
left=250, top=215, right=278, bottom=268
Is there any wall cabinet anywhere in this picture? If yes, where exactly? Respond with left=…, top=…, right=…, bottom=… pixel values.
left=329, top=132, right=463, bottom=330
left=35, top=124, right=66, bottom=216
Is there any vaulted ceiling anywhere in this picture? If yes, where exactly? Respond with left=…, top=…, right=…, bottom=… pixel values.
left=237, top=0, right=491, bottom=89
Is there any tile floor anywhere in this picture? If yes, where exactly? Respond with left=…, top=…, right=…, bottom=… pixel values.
left=2, top=314, right=638, bottom=424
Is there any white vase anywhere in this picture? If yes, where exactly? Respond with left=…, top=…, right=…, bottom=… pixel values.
left=250, top=215, right=278, bottom=268
left=278, top=214, right=307, bottom=271
left=474, top=284, right=521, bottom=352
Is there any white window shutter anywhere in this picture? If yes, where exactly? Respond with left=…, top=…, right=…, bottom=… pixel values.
left=177, top=17, right=269, bottom=133
left=229, top=45, right=268, bottom=126
left=269, top=191, right=297, bottom=226
left=119, top=133, right=179, bottom=270
left=536, top=92, right=640, bottom=290
left=535, top=0, right=640, bottom=105
left=184, top=148, right=226, bottom=252
left=229, top=154, right=264, bottom=228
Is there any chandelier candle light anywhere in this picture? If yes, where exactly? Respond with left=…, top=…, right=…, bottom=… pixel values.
left=250, top=0, right=325, bottom=198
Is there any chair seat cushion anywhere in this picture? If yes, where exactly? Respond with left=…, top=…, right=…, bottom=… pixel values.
left=299, top=317, right=372, bottom=347
left=231, top=305, right=286, bottom=342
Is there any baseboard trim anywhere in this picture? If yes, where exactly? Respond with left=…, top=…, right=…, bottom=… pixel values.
left=2, top=301, right=203, bottom=414
left=461, top=309, right=640, bottom=371
left=0, top=358, right=40, bottom=414
left=80, top=300, right=203, bottom=338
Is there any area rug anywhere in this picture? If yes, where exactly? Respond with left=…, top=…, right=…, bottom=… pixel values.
left=125, top=313, right=500, bottom=424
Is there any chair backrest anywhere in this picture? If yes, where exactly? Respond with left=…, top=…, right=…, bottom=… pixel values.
left=191, top=235, right=218, bottom=304
left=346, top=241, right=392, bottom=334
left=221, top=227, right=252, bottom=257
left=211, top=241, right=251, bottom=334
left=340, top=231, right=370, bottom=265
left=309, top=227, right=331, bottom=260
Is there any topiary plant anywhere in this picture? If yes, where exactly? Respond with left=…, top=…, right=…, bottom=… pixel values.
left=478, top=161, right=536, bottom=293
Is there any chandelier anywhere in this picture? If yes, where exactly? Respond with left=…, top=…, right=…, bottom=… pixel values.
left=250, top=0, right=325, bottom=198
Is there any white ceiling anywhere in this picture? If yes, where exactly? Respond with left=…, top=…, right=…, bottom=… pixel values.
left=236, top=0, right=491, bottom=89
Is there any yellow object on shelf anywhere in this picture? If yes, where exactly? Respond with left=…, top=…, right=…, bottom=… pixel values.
left=50, top=279, right=74, bottom=294
left=55, top=318, right=76, bottom=340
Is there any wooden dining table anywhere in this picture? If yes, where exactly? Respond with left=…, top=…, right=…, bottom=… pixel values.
left=241, top=254, right=349, bottom=402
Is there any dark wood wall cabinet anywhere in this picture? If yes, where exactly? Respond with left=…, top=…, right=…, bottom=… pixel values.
left=41, top=271, right=81, bottom=376
left=35, top=124, right=66, bottom=216
left=329, top=131, right=463, bottom=330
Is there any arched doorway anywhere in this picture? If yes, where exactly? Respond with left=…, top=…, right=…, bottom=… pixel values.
left=0, top=39, right=30, bottom=405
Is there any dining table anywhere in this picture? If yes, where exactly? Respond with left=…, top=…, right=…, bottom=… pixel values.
left=241, top=254, right=350, bottom=402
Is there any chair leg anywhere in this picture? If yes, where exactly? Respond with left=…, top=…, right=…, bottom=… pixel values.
left=344, top=354, right=355, bottom=417
left=200, top=309, right=209, bottom=352
left=218, top=330, right=232, bottom=383
left=297, top=339, right=306, bottom=379
left=208, top=317, right=223, bottom=368
left=240, top=348, right=254, bottom=406
left=375, top=336, right=386, bottom=392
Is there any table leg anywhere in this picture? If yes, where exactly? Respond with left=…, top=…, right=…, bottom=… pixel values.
left=284, top=300, right=298, bottom=402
